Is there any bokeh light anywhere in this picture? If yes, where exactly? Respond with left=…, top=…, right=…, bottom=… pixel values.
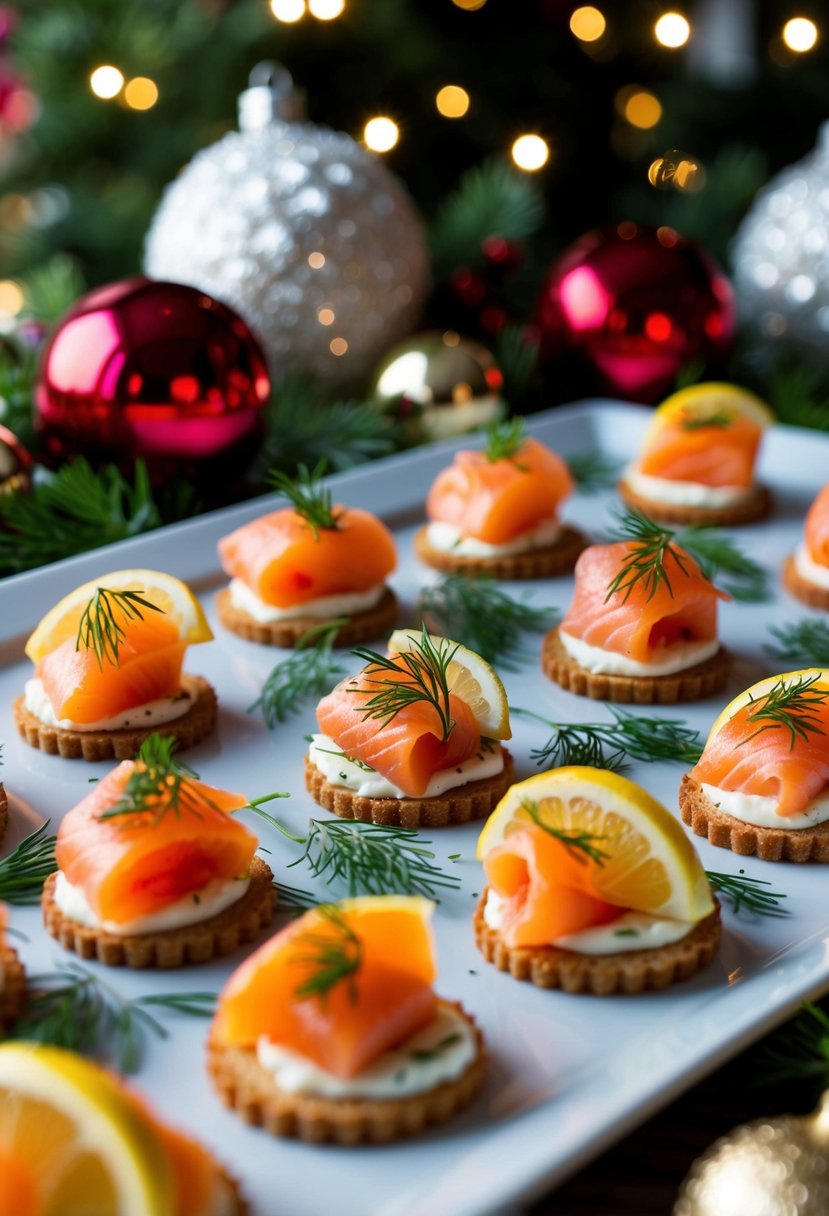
left=452, top=0, right=487, bottom=9
left=309, top=0, right=345, bottom=18
left=511, top=134, right=549, bottom=172
left=330, top=337, right=349, bottom=355
left=783, top=17, right=818, bottom=52
left=0, top=281, right=24, bottom=316
left=655, top=12, right=691, bottom=47
left=648, top=152, right=705, bottom=192
left=270, top=0, right=305, bottom=22
left=124, top=77, right=159, bottom=111
left=619, top=88, right=662, bottom=129
left=569, top=6, right=606, bottom=42
left=436, top=85, right=470, bottom=118
left=364, top=117, right=399, bottom=152
left=89, top=66, right=124, bottom=100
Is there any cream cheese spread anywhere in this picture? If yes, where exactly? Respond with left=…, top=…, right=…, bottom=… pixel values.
left=24, top=677, right=193, bottom=733
left=625, top=467, right=751, bottom=507
left=699, top=782, right=829, bottom=830
left=425, top=518, right=561, bottom=558
left=229, top=579, right=385, bottom=623
left=256, top=1004, right=475, bottom=1098
left=794, top=543, right=829, bottom=591
left=53, top=871, right=250, bottom=935
left=558, top=630, right=719, bottom=677
left=308, top=732, right=504, bottom=799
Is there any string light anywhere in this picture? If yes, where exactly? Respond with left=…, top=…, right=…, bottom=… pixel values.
left=511, top=134, right=549, bottom=172
left=569, top=6, right=606, bottom=42
left=124, top=77, right=158, bottom=111
left=89, top=65, right=124, bottom=100
left=270, top=0, right=305, bottom=22
left=436, top=85, right=470, bottom=118
left=648, top=152, right=705, bottom=193
left=363, top=117, right=399, bottom=152
left=783, top=17, right=818, bottom=52
left=452, top=0, right=487, bottom=9
left=617, top=87, right=662, bottom=129
left=654, top=12, right=691, bottom=47
left=309, top=0, right=345, bottom=16
left=0, top=280, right=23, bottom=317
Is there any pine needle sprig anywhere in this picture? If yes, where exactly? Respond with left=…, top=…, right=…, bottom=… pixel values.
left=9, top=962, right=215, bottom=1074
left=293, top=905, right=363, bottom=1005
left=249, top=618, right=347, bottom=727
left=266, top=461, right=339, bottom=538
left=757, top=1002, right=829, bottom=1088
left=567, top=452, right=622, bottom=492
left=76, top=587, right=163, bottom=669
left=741, top=672, right=829, bottom=750
left=514, top=705, right=704, bottom=771
left=0, top=822, right=57, bottom=904
left=705, top=870, right=789, bottom=919
left=483, top=417, right=526, bottom=463
left=247, top=804, right=460, bottom=899
left=765, top=620, right=829, bottom=668
left=521, top=799, right=610, bottom=865
left=418, top=575, right=557, bottom=669
left=351, top=629, right=457, bottom=743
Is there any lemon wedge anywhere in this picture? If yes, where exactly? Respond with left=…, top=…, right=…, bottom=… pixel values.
left=647, top=382, right=775, bottom=437
left=0, top=1043, right=175, bottom=1215
left=25, top=569, right=213, bottom=663
left=477, top=766, right=713, bottom=922
left=706, top=667, right=829, bottom=743
left=388, top=628, right=511, bottom=740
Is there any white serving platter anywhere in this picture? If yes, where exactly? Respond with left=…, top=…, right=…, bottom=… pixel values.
left=2, top=401, right=829, bottom=1216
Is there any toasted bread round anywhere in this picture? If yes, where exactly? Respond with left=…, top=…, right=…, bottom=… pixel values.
left=215, top=587, right=398, bottom=648
left=618, top=478, right=771, bottom=527
left=413, top=525, right=587, bottom=580
left=781, top=553, right=829, bottom=611
left=0, top=942, right=26, bottom=1029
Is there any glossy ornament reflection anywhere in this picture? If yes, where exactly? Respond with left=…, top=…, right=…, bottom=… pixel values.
left=0, top=422, right=31, bottom=494
left=536, top=224, right=735, bottom=403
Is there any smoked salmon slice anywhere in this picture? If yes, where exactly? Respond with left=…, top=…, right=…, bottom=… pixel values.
left=55, top=760, right=255, bottom=923
left=218, top=507, right=396, bottom=608
left=560, top=541, right=727, bottom=663
left=804, top=484, right=829, bottom=567
left=637, top=413, right=763, bottom=487
left=426, top=436, right=573, bottom=544
left=315, top=665, right=481, bottom=797
left=38, top=613, right=186, bottom=724
left=212, top=898, right=437, bottom=1079
left=484, top=824, right=620, bottom=947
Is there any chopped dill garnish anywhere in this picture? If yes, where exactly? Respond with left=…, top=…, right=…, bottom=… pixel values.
left=740, top=672, right=829, bottom=750
left=418, top=575, right=557, bottom=669
left=514, top=705, right=704, bottom=772
left=567, top=452, right=622, bottom=491
left=76, top=587, right=163, bottom=669
left=248, top=617, right=347, bottom=727
left=681, top=411, right=733, bottom=430
left=483, top=417, right=526, bottom=463
left=765, top=620, right=829, bottom=668
left=293, top=905, right=362, bottom=1005
left=266, top=460, right=339, bottom=538
left=705, top=870, right=789, bottom=919
left=351, top=627, right=457, bottom=743
left=520, top=798, right=610, bottom=865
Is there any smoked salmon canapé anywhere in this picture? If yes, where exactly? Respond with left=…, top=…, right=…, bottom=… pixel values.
left=305, top=628, right=515, bottom=828
left=0, top=905, right=25, bottom=1029
left=542, top=517, right=731, bottom=704
left=208, top=895, right=486, bottom=1145
left=217, top=464, right=398, bottom=648
left=782, top=483, right=829, bottom=610
left=619, top=383, right=774, bottom=527
left=0, top=1043, right=248, bottom=1216
left=474, top=768, right=720, bottom=994
left=680, top=669, right=829, bottom=863
left=13, top=570, right=217, bottom=762
left=41, top=735, right=276, bottom=968
left=414, top=418, right=587, bottom=579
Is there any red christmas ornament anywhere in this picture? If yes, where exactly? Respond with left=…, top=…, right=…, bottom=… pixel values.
left=35, top=278, right=271, bottom=479
left=536, top=223, right=736, bottom=403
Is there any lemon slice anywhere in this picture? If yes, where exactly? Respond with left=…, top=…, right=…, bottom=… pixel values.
left=25, top=569, right=213, bottom=662
left=648, top=382, right=775, bottom=437
left=388, top=628, right=511, bottom=740
left=706, top=667, right=829, bottom=743
left=0, top=1043, right=174, bottom=1215
left=477, top=766, right=713, bottom=921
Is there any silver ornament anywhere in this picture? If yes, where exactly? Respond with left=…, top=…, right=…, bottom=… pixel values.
left=144, top=64, right=429, bottom=389
left=733, top=122, right=829, bottom=353
left=674, top=1092, right=829, bottom=1216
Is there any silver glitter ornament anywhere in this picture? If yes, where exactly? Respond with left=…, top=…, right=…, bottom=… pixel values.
left=144, top=63, right=429, bottom=389
left=674, top=1092, right=829, bottom=1216
left=733, top=122, right=829, bottom=353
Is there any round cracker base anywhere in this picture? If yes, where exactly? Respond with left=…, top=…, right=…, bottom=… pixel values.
left=618, top=479, right=771, bottom=527
left=781, top=554, right=829, bottom=611
left=0, top=783, right=6, bottom=847
left=473, top=891, right=721, bottom=994
left=206, top=1000, right=486, bottom=1145
left=304, top=748, right=515, bottom=829
left=679, top=773, right=829, bottom=863
left=41, top=856, right=275, bottom=968
left=541, top=629, right=731, bottom=704
left=413, top=525, right=587, bottom=580
left=13, top=674, right=217, bottom=762
left=215, top=587, right=398, bottom=649
left=0, top=943, right=26, bottom=1028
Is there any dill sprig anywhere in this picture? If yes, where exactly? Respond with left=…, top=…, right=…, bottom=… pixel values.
left=249, top=804, right=460, bottom=899
left=351, top=628, right=457, bottom=743
left=0, top=822, right=57, bottom=904
left=249, top=618, right=347, bottom=727
left=293, top=904, right=363, bottom=1005
left=705, top=869, right=789, bottom=919
left=607, top=507, right=769, bottom=603
left=9, top=962, right=216, bottom=1074
left=681, top=411, right=733, bottom=430
left=266, top=461, right=339, bottom=539
left=567, top=451, right=622, bottom=491
left=740, top=672, right=829, bottom=750
left=514, top=705, right=704, bottom=772
left=483, top=417, right=526, bottom=462
left=274, top=880, right=319, bottom=911
left=521, top=798, right=610, bottom=864
left=76, top=587, right=163, bottom=669
left=418, top=575, right=557, bottom=669
left=758, top=1002, right=829, bottom=1088
left=765, top=620, right=829, bottom=668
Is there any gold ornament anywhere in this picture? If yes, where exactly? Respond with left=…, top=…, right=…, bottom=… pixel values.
left=370, top=331, right=505, bottom=442
left=674, top=1091, right=829, bottom=1216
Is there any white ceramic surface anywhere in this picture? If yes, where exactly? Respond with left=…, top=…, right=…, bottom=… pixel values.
left=1, top=402, right=828, bottom=1216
